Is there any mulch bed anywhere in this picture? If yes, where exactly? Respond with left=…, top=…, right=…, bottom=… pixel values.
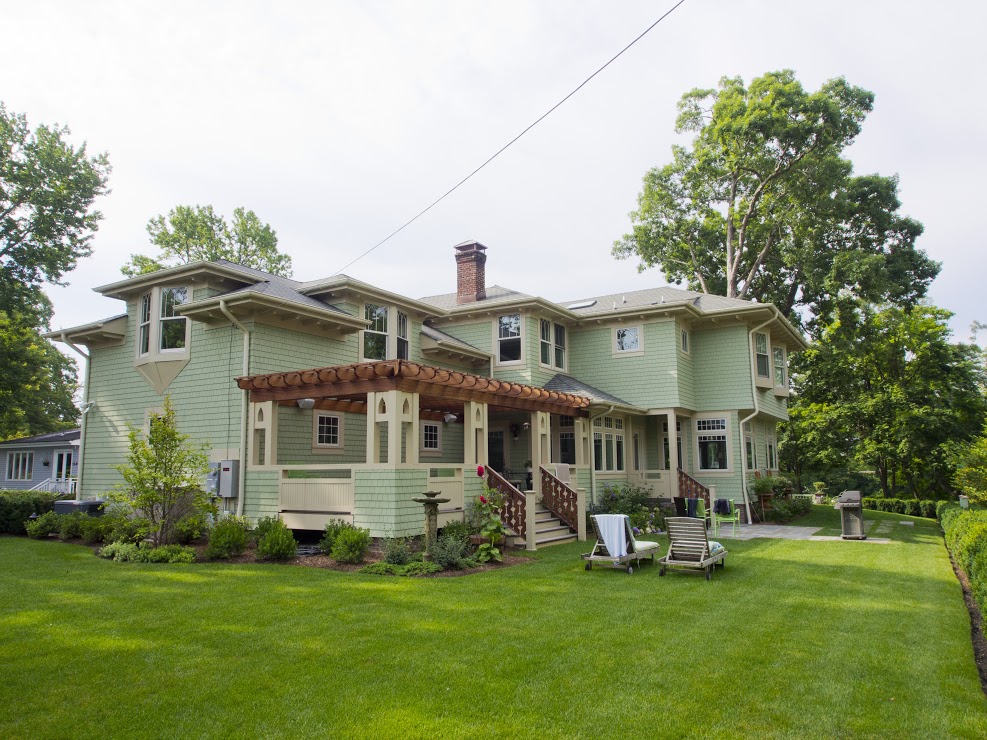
left=949, top=553, right=987, bottom=697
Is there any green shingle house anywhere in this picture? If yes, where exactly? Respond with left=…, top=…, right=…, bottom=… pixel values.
left=48, top=241, right=805, bottom=548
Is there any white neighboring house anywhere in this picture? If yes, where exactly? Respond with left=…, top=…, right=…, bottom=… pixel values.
left=0, top=429, right=80, bottom=494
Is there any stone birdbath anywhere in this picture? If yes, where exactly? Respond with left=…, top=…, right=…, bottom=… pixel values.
left=413, top=490, right=450, bottom=561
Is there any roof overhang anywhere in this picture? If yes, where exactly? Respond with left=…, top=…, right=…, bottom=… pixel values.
left=419, top=333, right=492, bottom=368
left=180, top=293, right=367, bottom=337
left=436, top=297, right=578, bottom=324
left=301, top=276, right=442, bottom=318
left=43, top=315, right=128, bottom=347
left=94, top=262, right=261, bottom=300
left=237, top=360, right=591, bottom=417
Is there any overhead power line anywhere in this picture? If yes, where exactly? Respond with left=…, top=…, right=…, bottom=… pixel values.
left=331, top=0, right=689, bottom=276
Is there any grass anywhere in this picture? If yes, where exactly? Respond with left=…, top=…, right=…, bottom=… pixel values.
left=1, top=506, right=985, bottom=738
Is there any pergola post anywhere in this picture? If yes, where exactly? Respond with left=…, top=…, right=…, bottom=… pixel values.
left=366, top=390, right=418, bottom=465
left=667, top=410, right=679, bottom=499
left=463, top=400, right=488, bottom=468
left=248, top=400, right=277, bottom=466
left=529, top=410, right=550, bottom=495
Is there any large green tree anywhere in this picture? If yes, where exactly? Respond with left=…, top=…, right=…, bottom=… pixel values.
left=781, top=303, right=987, bottom=498
left=613, top=71, right=937, bottom=333
left=0, top=103, right=110, bottom=439
left=123, top=205, right=292, bottom=277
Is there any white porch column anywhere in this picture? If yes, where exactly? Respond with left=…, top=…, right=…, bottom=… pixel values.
left=529, top=410, right=550, bottom=494
left=574, top=416, right=587, bottom=467
left=248, top=400, right=277, bottom=466
left=524, top=491, right=537, bottom=551
left=667, top=410, right=679, bottom=498
left=464, top=400, right=488, bottom=467
left=366, top=392, right=382, bottom=464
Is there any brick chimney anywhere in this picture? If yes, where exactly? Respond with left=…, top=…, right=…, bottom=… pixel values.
left=454, top=241, right=487, bottom=304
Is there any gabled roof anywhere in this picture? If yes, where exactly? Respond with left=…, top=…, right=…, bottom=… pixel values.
left=562, top=286, right=757, bottom=315
left=544, top=374, right=640, bottom=411
left=0, top=428, right=80, bottom=447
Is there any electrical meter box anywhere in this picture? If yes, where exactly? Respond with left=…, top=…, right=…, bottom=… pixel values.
left=217, top=460, right=240, bottom=498
left=205, top=462, right=220, bottom=496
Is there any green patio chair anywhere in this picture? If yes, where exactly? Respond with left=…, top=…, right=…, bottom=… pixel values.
left=713, top=499, right=740, bottom=538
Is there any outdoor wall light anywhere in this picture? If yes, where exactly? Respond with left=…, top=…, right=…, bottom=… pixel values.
left=443, top=413, right=457, bottom=424
left=296, top=398, right=316, bottom=410
left=522, top=421, right=531, bottom=431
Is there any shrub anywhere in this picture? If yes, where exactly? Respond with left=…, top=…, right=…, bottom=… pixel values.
left=383, top=536, right=412, bottom=565
left=58, top=512, right=87, bottom=541
left=361, top=562, right=400, bottom=575
left=938, top=500, right=957, bottom=523
left=173, top=514, right=208, bottom=544
left=80, top=515, right=115, bottom=545
left=108, top=516, right=151, bottom=544
left=861, top=498, right=938, bottom=519
left=206, top=516, right=251, bottom=560
left=25, top=511, right=61, bottom=539
left=764, top=496, right=811, bottom=524
left=440, top=519, right=471, bottom=542
left=319, top=519, right=355, bottom=555
left=330, top=526, right=371, bottom=564
left=359, top=561, right=442, bottom=576
left=253, top=516, right=279, bottom=544
left=400, top=561, right=442, bottom=576
left=257, top=520, right=297, bottom=561
left=942, top=509, right=987, bottom=622
left=431, top=532, right=473, bottom=570
left=98, top=541, right=139, bottom=562
left=0, top=490, right=65, bottom=534
left=142, top=544, right=196, bottom=564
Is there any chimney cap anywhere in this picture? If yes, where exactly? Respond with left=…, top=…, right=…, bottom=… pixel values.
left=453, top=240, right=488, bottom=253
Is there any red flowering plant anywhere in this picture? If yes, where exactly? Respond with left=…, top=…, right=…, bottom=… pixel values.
left=474, top=488, right=505, bottom=564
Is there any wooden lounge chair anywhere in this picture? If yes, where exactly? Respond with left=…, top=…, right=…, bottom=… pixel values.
left=658, top=516, right=727, bottom=580
left=583, top=514, right=660, bottom=574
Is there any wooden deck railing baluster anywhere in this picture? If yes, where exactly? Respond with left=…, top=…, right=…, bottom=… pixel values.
left=486, top=468, right=526, bottom=538
left=540, top=467, right=578, bottom=531
left=677, top=468, right=711, bottom=511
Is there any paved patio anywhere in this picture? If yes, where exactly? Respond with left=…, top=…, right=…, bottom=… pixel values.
left=711, top=520, right=891, bottom=543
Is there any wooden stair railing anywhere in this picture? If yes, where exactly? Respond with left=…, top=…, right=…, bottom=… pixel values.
left=677, top=468, right=710, bottom=510
left=486, top=467, right=526, bottom=539
left=540, top=466, right=578, bottom=531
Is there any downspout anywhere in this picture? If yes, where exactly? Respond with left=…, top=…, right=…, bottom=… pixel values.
left=738, top=312, right=775, bottom=524
left=60, top=333, right=90, bottom=502
left=587, top=404, right=614, bottom=507
left=219, top=300, right=250, bottom=516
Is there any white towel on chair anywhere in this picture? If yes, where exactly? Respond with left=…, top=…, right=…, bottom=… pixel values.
left=596, top=514, right=628, bottom=558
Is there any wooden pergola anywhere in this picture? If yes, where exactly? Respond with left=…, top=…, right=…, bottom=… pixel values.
left=236, top=359, right=591, bottom=420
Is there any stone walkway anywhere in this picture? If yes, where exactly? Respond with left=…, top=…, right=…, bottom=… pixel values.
left=711, top=520, right=891, bottom=544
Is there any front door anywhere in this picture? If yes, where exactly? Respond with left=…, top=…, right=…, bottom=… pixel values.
left=55, top=451, right=73, bottom=480
left=487, top=431, right=505, bottom=472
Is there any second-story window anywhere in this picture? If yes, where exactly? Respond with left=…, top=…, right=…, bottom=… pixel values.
left=540, top=320, right=566, bottom=369
left=681, top=329, right=690, bottom=354
left=554, top=324, right=566, bottom=368
left=754, top=332, right=770, bottom=379
left=159, top=287, right=189, bottom=351
left=397, top=312, right=409, bottom=360
left=364, top=303, right=388, bottom=360
left=615, top=326, right=641, bottom=353
left=773, top=346, right=786, bottom=387
left=498, top=314, right=521, bottom=363
left=138, top=293, right=151, bottom=356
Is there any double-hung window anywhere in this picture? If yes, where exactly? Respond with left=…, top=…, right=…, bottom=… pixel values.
left=159, top=288, right=189, bottom=351
left=498, top=314, right=522, bottom=363
left=397, top=312, right=409, bottom=360
left=744, top=422, right=757, bottom=470
left=138, top=294, right=151, bottom=356
left=754, top=333, right=771, bottom=380
left=696, top=418, right=729, bottom=471
left=6, top=452, right=33, bottom=481
left=766, top=438, right=777, bottom=470
left=364, top=304, right=388, bottom=360
left=773, top=346, right=786, bottom=387
left=540, top=320, right=566, bottom=369
left=680, top=329, right=690, bottom=354
left=557, top=415, right=576, bottom=465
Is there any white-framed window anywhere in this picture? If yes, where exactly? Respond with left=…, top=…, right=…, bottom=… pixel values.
left=138, top=293, right=151, bottom=356
left=614, top=326, right=643, bottom=355
left=159, top=287, right=189, bottom=351
left=592, top=415, right=624, bottom=472
left=421, top=422, right=441, bottom=453
left=554, top=323, right=566, bottom=369
left=540, top=320, right=566, bottom=369
left=6, top=451, right=33, bottom=481
left=773, top=346, right=786, bottom=387
left=557, top=415, right=576, bottom=465
left=695, top=417, right=729, bottom=471
left=744, top=422, right=757, bottom=470
left=754, top=332, right=770, bottom=379
left=680, top=328, right=690, bottom=354
left=363, top=303, right=388, bottom=361
left=397, top=312, right=409, bottom=360
left=313, top=413, right=342, bottom=448
left=662, top=420, right=683, bottom=470
left=632, top=433, right=641, bottom=471
left=766, top=437, right=777, bottom=470
left=497, top=314, right=522, bottom=364
left=135, top=286, right=190, bottom=360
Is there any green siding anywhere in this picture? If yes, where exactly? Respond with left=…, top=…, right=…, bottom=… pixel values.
left=353, top=468, right=428, bottom=537
left=692, top=325, right=754, bottom=411
left=242, top=470, right=279, bottom=522
left=277, top=409, right=367, bottom=464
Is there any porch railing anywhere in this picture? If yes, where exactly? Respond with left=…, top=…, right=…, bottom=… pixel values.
left=540, top=466, right=578, bottom=531
left=486, top=467, right=526, bottom=539
left=677, top=468, right=710, bottom=510
left=29, top=478, right=76, bottom=495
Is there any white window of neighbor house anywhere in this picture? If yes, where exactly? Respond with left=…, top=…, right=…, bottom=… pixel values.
left=755, top=333, right=770, bottom=379
left=363, top=303, right=388, bottom=360
left=498, top=314, right=522, bottom=363
left=397, top=311, right=409, bottom=360
left=696, top=418, right=729, bottom=471
left=314, top=414, right=341, bottom=447
left=773, top=346, right=786, bottom=387
left=6, top=451, right=34, bottom=481
left=421, top=422, right=441, bottom=453
left=159, top=287, right=189, bottom=351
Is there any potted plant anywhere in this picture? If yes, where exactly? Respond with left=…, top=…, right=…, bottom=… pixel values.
left=812, top=481, right=827, bottom=504
left=750, top=476, right=776, bottom=512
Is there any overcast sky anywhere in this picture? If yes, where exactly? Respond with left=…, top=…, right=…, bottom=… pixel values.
left=5, top=0, right=986, bottom=349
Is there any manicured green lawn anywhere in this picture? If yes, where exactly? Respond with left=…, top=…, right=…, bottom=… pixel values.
left=1, top=506, right=985, bottom=738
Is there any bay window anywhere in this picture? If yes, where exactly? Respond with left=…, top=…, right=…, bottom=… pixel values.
left=135, top=286, right=190, bottom=361
left=773, top=346, right=786, bottom=387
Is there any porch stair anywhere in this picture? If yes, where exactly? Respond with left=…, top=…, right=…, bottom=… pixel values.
left=534, top=505, right=577, bottom=547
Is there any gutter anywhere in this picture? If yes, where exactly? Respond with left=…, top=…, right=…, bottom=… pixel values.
left=587, top=404, right=614, bottom=507
left=60, top=333, right=90, bottom=502
left=219, top=300, right=251, bottom=516
left=738, top=315, right=775, bottom=524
